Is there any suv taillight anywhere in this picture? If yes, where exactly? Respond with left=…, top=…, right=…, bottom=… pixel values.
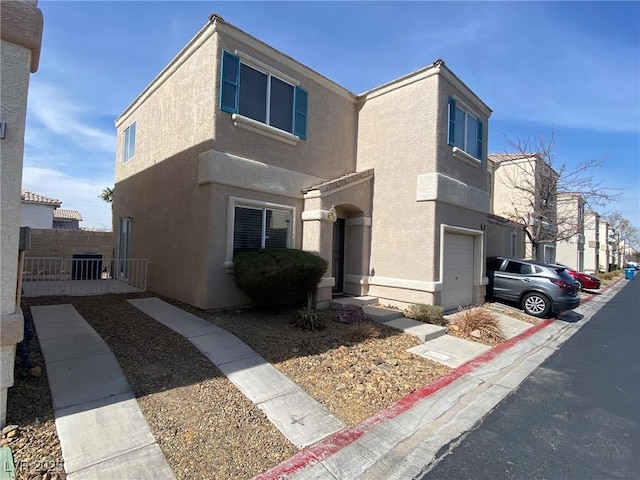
left=550, top=279, right=575, bottom=290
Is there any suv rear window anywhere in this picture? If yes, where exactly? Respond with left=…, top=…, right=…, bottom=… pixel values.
left=504, top=261, right=542, bottom=275
left=557, top=270, right=575, bottom=283
left=504, top=261, right=524, bottom=274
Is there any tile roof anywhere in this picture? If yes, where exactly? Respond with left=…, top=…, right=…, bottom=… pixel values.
left=302, top=169, right=374, bottom=194
left=20, top=189, right=61, bottom=206
left=53, top=209, right=83, bottom=221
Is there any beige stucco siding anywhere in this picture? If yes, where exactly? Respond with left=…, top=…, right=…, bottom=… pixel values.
left=1, top=40, right=31, bottom=319
left=491, top=160, right=537, bottom=219
left=113, top=142, right=215, bottom=308
left=1, top=0, right=44, bottom=428
left=213, top=32, right=357, bottom=179
left=115, top=32, right=218, bottom=183
left=485, top=220, right=525, bottom=258
left=356, top=74, right=440, bottom=283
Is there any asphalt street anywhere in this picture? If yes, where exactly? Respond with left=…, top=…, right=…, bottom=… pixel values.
left=419, top=278, right=640, bottom=480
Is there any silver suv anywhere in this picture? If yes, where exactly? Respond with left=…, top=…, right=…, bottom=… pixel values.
left=486, top=256, right=580, bottom=318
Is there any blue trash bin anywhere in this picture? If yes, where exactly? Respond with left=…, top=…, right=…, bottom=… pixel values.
left=625, top=268, right=635, bottom=280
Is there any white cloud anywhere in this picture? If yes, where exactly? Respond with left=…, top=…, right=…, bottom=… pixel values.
left=27, top=82, right=115, bottom=153
left=22, top=166, right=114, bottom=230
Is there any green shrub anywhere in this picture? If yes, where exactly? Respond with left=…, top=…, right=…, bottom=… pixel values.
left=404, top=303, right=447, bottom=326
left=233, top=248, right=328, bottom=309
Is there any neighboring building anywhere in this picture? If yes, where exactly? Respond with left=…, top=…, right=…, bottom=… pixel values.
left=583, top=211, right=600, bottom=273
left=20, top=189, right=83, bottom=230
left=487, top=153, right=559, bottom=263
left=555, top=193, right=586, bottom=270
left=485, top=213, right=525, bottom=259
left=0, top=0, right=44, bottom=428
left=598, top=220, right=611, bottom=272
left=53, top=209, right=83, bottom=230
left=113, top=15, right=492, bottom=312
left=608, top=228, right=620, bottom=270
left=20, top=189, right=61, bottom=228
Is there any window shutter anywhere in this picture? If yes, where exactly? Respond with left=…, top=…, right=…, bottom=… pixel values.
left=447, top=97, right=456, bottom=146
left=476, top=119, right=483, bottom=160
left=294, top=86, right=308, bottom=140
left=220, top=51, right=239, bottom=113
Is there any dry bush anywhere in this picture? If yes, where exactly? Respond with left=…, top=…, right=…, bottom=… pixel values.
left=344, top=324, right=381, bottom=343
left=453, top=305, right=505, bottom=343
left=404, top=303, right=447, bottom=326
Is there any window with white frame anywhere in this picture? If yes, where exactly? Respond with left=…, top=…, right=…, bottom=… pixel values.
left=123, top=122, right=136, bottom=162
left=447, top=97, right=483, bottom=160
left=233, top=205, right=291, bottom=256
left=220, top=51, right=307, bottom=139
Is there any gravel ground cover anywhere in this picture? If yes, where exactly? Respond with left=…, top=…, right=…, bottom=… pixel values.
left=11, top=293, right=452, bottom=479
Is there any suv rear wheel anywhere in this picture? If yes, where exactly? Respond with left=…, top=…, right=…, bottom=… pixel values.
left=522, top=292, right=551, bottom=318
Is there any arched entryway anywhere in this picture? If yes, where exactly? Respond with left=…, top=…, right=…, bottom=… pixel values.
left=301, top=170, right=374, bottom=308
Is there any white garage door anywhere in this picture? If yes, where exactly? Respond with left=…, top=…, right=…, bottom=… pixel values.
left=441, top=233, right=474, bottom=311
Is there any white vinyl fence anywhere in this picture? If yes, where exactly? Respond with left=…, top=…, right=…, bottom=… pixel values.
left=22, top=257, right=149, bottom=297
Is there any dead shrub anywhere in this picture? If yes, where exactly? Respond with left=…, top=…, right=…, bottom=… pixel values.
left=404, top=303, right=447, bottom=326
left=344, top=324, right=381, bottom=343
left=452, top=305, right=505, bottom=343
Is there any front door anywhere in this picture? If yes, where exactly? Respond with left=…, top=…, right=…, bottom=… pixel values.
left=332, top=219, right=345, bottom=294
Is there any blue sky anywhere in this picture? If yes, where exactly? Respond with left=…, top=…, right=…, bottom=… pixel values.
left=23, top=0, right=640, bottom=231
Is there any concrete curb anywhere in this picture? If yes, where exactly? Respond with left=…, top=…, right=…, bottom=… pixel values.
left=253, top=277, right=627, bottom=479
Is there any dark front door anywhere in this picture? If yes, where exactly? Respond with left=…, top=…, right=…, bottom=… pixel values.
left=332, top=219, right=345, bottom=294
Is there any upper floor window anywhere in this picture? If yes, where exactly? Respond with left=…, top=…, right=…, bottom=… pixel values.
left=448, top=97, right=483, bottom=160
left=123, top=122, right=136, bottom=162
left=220, top=51, right=307, bottom=139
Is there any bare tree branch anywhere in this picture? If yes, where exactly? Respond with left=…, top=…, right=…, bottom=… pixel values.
left=492, top=129, right=621, bottom=259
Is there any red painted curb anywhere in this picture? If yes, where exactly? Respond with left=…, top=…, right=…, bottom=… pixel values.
left=253, top=318, right=554, bottom=479
left=254, top=278, right=624, bottom=479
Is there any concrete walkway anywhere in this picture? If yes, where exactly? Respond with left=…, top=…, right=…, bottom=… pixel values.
left=31, top=304, right=174, bottom=480
left=128, top=297, right=345, bottom=448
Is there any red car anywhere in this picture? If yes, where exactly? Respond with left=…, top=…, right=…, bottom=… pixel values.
left=557, top=265, right=601, bottom=291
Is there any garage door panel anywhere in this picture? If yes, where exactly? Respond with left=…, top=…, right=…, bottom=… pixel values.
left=442, top=233, right=474, bottom=310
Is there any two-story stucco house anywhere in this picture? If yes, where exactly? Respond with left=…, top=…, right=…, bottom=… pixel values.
left=582, top=210, right=600, bottom=273
left=488, top=153, right=559, bottom=263
left=555, top=193, right=586, bottom=270
left=113, top=15, right=492, bottom=311
left=598, top=219, right=612, bottom=272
